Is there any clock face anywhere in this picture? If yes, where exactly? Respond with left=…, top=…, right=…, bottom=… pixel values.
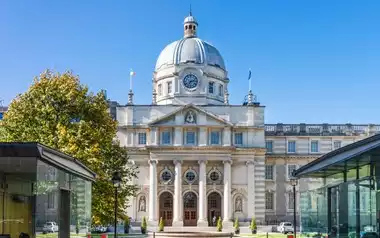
left=183, top=74, right=198, bottom=90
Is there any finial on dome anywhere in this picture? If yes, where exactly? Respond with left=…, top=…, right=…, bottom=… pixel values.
left=184, top=10, right=198, bottom=38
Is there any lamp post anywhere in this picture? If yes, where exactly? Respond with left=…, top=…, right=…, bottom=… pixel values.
left=290, top=177, right=298, bottom=238
left=112, top=172, right=121, bottom=238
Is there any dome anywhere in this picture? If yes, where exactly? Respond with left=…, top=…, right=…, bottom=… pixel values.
left=155, top=37, right=226, bottom=71
left=184, top=15, right=197, bottom=25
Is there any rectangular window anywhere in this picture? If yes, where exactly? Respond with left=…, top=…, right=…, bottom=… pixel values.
left=265, top=192, right=274, bottom=210
left=265, top=165, right=274, bottom=180
left=162, top=131, right=171, bottom=145
left=333, top=141, right=341, bottom=150
left=210, top=131, right=220, bottom=145
left=266, top=141, right=273, bottom=153
left=219, top=84, right=223, bottom=96
left=311, top=140, right=319, bottom=153
left=288, top=141, right=296, bottom=153
left=167, top=81, right=172, bottom=94
left=287, top=164, right=297, bottom=179
left=208, top=82, right=214, bottom=94
left=48, top=192, right=55, bottom=209
left=186, top=131, right=195, bottom=145
left=158, top=84, right=162, bottom=96
left=234, top=132, right=243, bottom=145
left=138, top=133, right=146, bottom=145
left=288, top=192, right=295, bottom=210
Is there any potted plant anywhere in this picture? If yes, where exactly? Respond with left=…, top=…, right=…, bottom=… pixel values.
left=141, top=216, right=147, bottom=234
left=124, top=216, right=130, bottom=234
left=216, top=217, right=223, bottom=232
left=158, top=217, right=164, bottom=232
left=250, top=217, right=257, bottom=234
left=234, top=217, right=240, bottom=234
left=75, top=220, right=80, bottom=234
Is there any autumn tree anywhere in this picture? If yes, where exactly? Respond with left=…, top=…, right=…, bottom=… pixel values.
left=1, top=70, right=138, bottom=224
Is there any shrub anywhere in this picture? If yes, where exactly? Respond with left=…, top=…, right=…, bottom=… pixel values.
left=124, top=216, right=130, bottom=233
left=141, top=216, right=147, bottom=234
left=250, top=217, right=257, bottom=230
left=216, top=217, right=223, bottom=232
left=234, top=218, right=240, bottom=234
left=158, top=217, right=164, bottom=232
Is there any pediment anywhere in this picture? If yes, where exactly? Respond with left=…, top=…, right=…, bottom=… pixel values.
left=148, top=104, right=232, bottom=126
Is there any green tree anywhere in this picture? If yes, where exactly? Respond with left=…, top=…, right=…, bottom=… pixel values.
left=250, top=217, right=257, bottom=231
left=216, top=217, right=223, bottom=232
left=158, top=217, right=164, bottom=232
left=0, top=70, right=138, bottom=225
left=141, top=216, right=147, bottom=234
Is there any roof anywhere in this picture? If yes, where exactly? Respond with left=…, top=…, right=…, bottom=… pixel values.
left=294, top=133, right=380, bottom=178
left=0, top=142, right=96, bottom=181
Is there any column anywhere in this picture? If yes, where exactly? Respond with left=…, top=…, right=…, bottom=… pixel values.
left=246, top=160, right=255, bottom=219
left=197, top=160, right=208, bottom=226
left=172, top=160, right=183, bottom=226
left=148, top=160, right=158, bottom=223
left=223, top=160, right=233, bottom=226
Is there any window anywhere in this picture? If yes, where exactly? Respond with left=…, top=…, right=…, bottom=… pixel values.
left=209, top=171, right=220, bottom=181
left=265, top=165, right=274, bottom=180
left=265, top=192, right=274, bottom=210
left=219, top=84, right=223, bottom=96
left=288, top=141, right=296, bottom=153
left=167, top=81, right=172, bottom=94
left=158, top=84, right=162, bottom=96
left=186, top=131, right=196, bottom=145
left=161, top=170, right=172, bottom=182
left=287, top=164, right=297, bottom=179
left=184, top=169, right=197, bottom=184
left=234, top=132, right=243, bottom=145
left=138, top=133, right=146, bottom=145
left=162, top=131, right=171, bottom=145
left=266, top=141, right=273, bottom=153
left=333, top=141, right=341, bottom=150
left=48, top=192, right=55, bottom=209
left=208, top=82, right=214, bottom=94
left=311, top=140, right=319, bottom=153
left=210, top=131, right=220, bottom=145
left=288, top=192, right=295, bottom=210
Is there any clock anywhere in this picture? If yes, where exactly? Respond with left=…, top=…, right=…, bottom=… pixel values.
left=182, top=74, right=198, bottom=90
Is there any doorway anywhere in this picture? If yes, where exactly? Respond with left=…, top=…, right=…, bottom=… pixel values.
left=59, top=189, right=70, bottom=238
left=183, top=192, right=197, bottom=226
left=159, top=192, right=173, bottom=226
left=207, top=192, right=221, bottom=226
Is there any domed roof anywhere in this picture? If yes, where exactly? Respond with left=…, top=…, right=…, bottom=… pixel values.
left=155, top=37, right=226, bottom=71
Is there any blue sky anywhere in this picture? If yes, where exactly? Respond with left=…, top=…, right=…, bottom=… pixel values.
left=0, top=0, right=379, bottom=123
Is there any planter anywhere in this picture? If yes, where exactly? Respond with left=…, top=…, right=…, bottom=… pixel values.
left=124, top=228, right=129, bottom=234
left=235, top=229, right=240, bottom=235
left=251, top=229, right=257, bottom=234
left=141, top=228, right=146, bottom=234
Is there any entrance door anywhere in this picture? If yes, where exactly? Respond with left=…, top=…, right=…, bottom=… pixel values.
left=208, top=192, right=222, bottom=226
left=159, top=192, right=173, bottom=226
left=183, top=192, right=197, bottom=226
left=59, top=189, right=70, bottom=238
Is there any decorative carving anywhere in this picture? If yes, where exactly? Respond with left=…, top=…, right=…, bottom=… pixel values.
left=184, top=111, right=196, bottom=124
left=235, top=196, right=242, bottom=212
left=138, top=196, right=146, bottom=212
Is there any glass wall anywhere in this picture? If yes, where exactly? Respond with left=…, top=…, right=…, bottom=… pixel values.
left=300, top=188, right=328, bottom=234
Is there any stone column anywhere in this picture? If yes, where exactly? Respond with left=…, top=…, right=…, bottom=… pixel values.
left=172, top=160, right=183, bottom=226
left=246, top=160, right=255, bottom=219
left=148, top=160, right=158, bottom=223
left=197, top=160, right=208, bottom=226
left=223, top=160, right=233, bottom=226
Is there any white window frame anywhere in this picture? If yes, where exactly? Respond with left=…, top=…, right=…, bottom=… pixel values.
left=287, top=164, right=298, bottom=180
left=265, top=165, right=274, bottom=180
left=287, top=140, right=296, bottom=153
left=208, top=82, right=215, bottom=94
left=167, top=81, right=172, bottom=94
left=234, top=132, right=243, bottom=145
left=138, top=132, right=147, bottom=145
left=266, top=140, right=273, bottom=153
left=310, top=140, right=319, bottom=153
left=333, top=140, right=342, bottom=150
left=265, top=191, right=274, bottom=210
left=210, top=130, right=221, bottom=145
left=185, top=130, right=196, bottom=145
left=161, top=130, right=171, bottom=145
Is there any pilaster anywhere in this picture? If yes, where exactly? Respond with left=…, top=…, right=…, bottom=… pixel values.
left=223, top=159, right=233, bottom=227
left=148, top=159, right=158, bottom=224
left=172, top=160, right=183, bottom=226
left=197, top=160, right=208, bottom=226
left=246, top=160, right=255, bottom=219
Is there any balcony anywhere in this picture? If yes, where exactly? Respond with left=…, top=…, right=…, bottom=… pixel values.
left=265, top=123, right=380, bottom=136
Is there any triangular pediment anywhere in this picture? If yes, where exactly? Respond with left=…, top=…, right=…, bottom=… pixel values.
left=148, top=104, right=232, bottom=126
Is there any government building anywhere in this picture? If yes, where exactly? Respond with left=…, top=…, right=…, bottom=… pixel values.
left=112, top=13, right=380, bottom=227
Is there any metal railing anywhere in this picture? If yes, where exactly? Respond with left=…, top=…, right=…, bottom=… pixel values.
left=265, top=124, right=380, bottom=136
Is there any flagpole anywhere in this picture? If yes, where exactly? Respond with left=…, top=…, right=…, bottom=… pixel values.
left=248, top=68, right=252, bottom=92
left=130, top=69, right=133, bottom=91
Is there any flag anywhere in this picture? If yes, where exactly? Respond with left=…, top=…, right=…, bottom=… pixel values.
left=248, top=69, right=252, bottom=80
left=130, top=69, right=136, bottom=77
